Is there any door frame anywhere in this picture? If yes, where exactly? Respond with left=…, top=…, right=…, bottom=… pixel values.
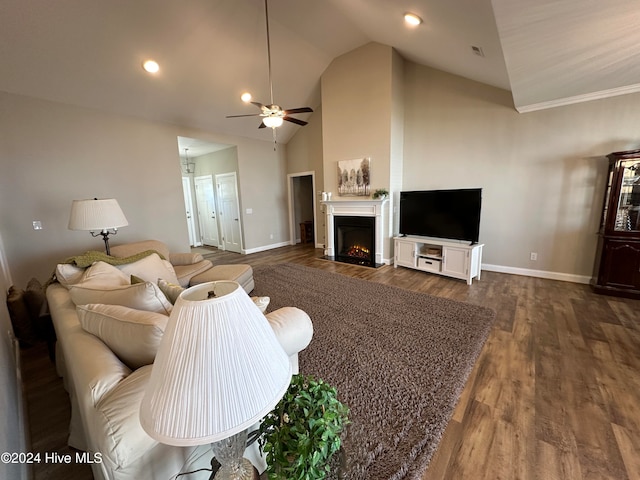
left=287, top=171, right=317, bottom=246
left=181, top=176, right=200, bottom=246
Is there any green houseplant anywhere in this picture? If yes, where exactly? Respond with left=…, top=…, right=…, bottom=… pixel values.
left=258, top=374, right=350, bottom=480
left=372, top=188, right=388, bottom=199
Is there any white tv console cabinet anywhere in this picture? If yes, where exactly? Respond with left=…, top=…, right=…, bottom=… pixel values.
left=394, top=236, right=484, bottom=285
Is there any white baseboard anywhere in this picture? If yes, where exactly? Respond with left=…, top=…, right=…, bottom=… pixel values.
left=482, top=264, right=591, bottom=285
left=243, top=241, right=291, bottom=255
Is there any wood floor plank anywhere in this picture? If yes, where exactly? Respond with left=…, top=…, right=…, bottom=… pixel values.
left=20, top=244, right=640, bottom=480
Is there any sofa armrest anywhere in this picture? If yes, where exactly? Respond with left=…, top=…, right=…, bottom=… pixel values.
left=265, top=307, right=313, bottom=356
left=169, top=252, right=204, bottom=266
left=173, top=260, right=213, bottom=287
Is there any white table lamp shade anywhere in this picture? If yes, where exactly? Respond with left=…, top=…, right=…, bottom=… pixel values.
left=140, top=281, right=292, bottom=446
left=68, top=198, right=128, bottom=231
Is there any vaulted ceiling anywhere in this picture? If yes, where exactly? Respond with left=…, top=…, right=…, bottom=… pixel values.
left=2, top=0, right=639, bottom=146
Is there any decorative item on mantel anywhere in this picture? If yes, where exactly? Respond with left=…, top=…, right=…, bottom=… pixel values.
left=337, top=157, right=371, bottom=196
left=372, top=188, right=388, bottom=200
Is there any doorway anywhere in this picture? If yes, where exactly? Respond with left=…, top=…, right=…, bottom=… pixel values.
left=288, top=171, right=316, bottom=246
left=194, top=175, right=220, bottom=247
left=216, top=172, right=243, bottom=253
left=177, top=136, right=243, bottom=252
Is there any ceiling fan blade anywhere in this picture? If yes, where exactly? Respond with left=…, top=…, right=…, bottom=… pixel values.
left=283, top=116, right=308, bottom=126
left=226, top=113, right=262, bottom=118
left=283, top=107, right=313, bottom=114
left=251, top=101, right=265, bottom=110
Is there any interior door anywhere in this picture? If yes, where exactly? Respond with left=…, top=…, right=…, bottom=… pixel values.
left=194, top=175, right=220, bottom=247
left=181, top=177, right=199, bottom=247
left=216, top=172, right=242, bottom=253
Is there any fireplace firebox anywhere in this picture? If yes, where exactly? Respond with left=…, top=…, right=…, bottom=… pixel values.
left=334, top=216, right=376, bottom=267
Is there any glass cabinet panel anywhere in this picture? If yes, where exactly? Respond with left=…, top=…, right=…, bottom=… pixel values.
left=614, top=160, right=640, bottom=232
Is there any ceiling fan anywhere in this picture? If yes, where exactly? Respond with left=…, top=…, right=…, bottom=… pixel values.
left=226, top=0, right=313, bottom=131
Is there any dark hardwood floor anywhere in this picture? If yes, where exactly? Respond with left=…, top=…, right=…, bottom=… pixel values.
left=21, top=244, right=640, bottom=479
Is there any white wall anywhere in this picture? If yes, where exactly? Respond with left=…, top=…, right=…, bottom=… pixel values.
left=403, top=64, right=640, bottom=280
left=287, top=106, right=325, bottom=245
left=0, top=91, right=289, bottom=287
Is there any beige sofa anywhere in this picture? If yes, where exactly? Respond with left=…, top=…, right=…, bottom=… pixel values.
left=47, top=243, right=313, bottom=480
left=109, top=239, right=255, bottom=292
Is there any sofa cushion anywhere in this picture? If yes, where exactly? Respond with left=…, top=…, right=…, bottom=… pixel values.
left=94, top=365, right=157, bottom=469
left=70, top=282, right=173, bottom=315
left=116, top=253, right=179, bottom=286
left=77, top=304, right=168, bottom=370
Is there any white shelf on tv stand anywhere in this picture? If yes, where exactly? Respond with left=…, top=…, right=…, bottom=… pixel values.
left=393, top=236, right=484, bottom=285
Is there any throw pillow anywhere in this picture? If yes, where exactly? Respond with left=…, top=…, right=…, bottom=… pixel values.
left=6, top=286, right=37, bottom=346
left=117, top=253, right=179, bottom=286
left=78, top=261, right=131, bottom=288
left=158, top=278, right=184, bottom=305
left=55, top=263, right=85, bottom=288
left=70, top=282, right=173, bottom=315
left=23, top=277, right=46, bottom=321
left=77, top=304, right=168, bottom=370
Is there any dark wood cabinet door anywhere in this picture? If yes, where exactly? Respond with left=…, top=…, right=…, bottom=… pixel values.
left=600, top=239, right=640, bottom=290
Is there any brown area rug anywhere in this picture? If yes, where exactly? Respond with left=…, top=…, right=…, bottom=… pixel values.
left=252, top=263, right=495, bottom=480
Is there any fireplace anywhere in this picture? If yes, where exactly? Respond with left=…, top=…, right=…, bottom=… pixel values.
left=323, top=198, right=389, bottom=266
left=334, top=216, right=376, bottom=267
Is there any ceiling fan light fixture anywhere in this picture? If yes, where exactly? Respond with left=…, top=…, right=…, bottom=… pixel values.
left=142, top=59, right=160, bottom=73
left=404, top=12, right=422, bottom=26
left=262, top=116, right=283, bottom=128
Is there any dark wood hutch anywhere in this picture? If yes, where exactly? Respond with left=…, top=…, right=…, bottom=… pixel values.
left=591, top=149, right=640, bottom=298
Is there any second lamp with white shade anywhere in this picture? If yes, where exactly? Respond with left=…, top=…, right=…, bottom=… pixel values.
left=140, top=281, right=292, bottom=479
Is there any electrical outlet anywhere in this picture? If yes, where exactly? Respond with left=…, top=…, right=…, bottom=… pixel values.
left=32, top=221, right=43, bottom=230
left=530, top=252, right=538, bottom=261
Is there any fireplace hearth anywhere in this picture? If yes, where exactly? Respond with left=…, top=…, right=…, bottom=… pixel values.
left=334, top=216, right=376, bottom=267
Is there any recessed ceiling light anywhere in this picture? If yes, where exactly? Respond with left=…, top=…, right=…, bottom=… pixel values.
left=404, top=12, right=423, bottom=26
left=241, top=92, right=252, bottom=103
left=142, top=60, right=160, bottom=74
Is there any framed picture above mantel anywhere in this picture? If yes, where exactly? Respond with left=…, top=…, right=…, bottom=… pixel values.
left=337, top=157, right=371, bottom=196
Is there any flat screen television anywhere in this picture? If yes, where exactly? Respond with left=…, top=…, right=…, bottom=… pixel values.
left=399, top=189, right=482, bottom=243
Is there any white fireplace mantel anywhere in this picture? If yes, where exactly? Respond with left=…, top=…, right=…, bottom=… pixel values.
left=322, top=198, right=389, bottom=265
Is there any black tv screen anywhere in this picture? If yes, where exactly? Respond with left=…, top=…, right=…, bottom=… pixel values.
left=399, top=189, right=482, bottom=243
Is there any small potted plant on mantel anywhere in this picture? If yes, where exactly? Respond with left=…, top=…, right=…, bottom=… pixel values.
left=372, top=188, right=388, bottom=200
left=258, top=374, right=350, bottom=480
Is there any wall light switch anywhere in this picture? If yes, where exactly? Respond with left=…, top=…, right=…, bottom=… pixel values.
left=246, top=208, right=253, bottom=214
left=32, top=221, right=43, bottom=230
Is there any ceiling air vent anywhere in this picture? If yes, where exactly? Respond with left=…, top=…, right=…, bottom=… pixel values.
left=471, top=45, right=485, bottom=57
